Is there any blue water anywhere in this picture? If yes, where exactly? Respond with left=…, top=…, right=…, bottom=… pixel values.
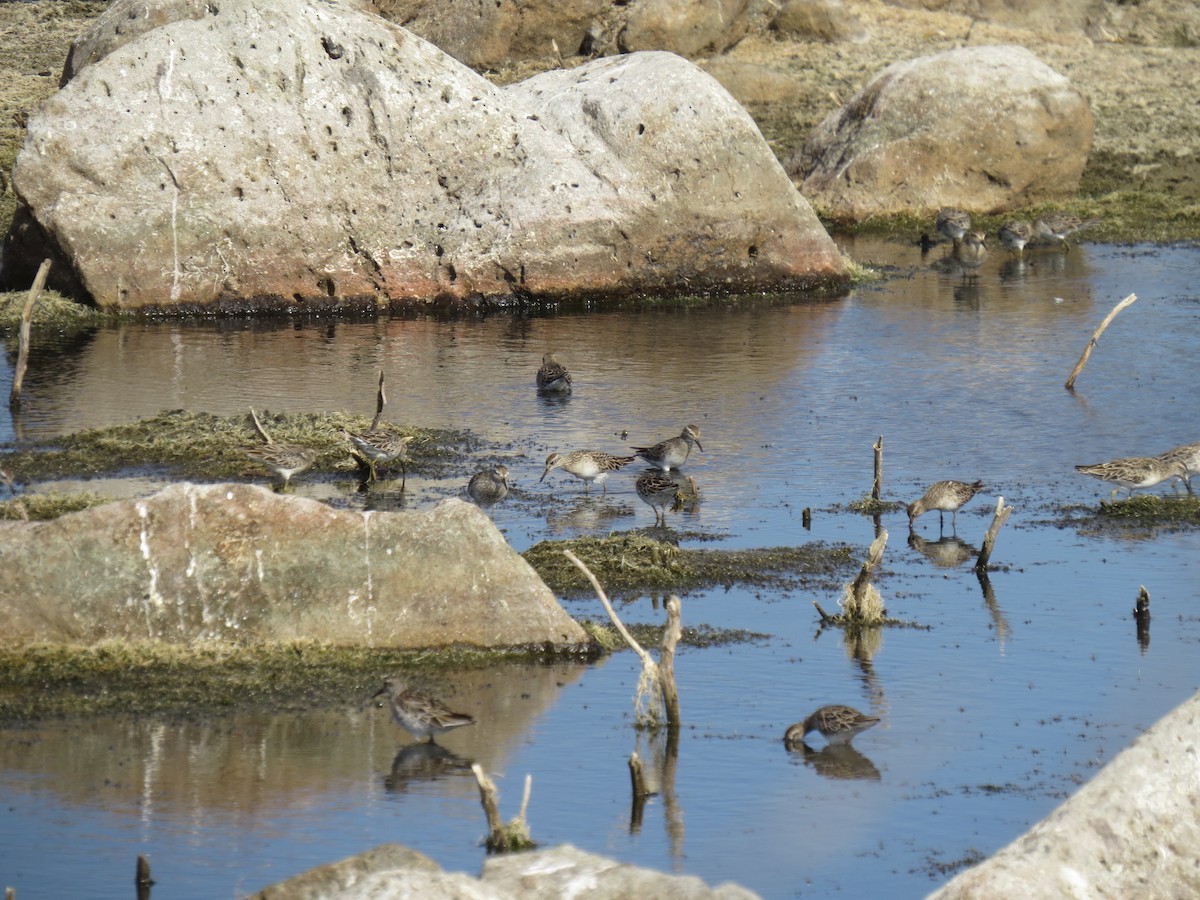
left=1, top=239, right=1198, bottom=898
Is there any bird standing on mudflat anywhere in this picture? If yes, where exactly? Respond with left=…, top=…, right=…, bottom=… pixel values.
left=935, top=207, right=972, bottom=244
left=635, top=470, right=681, bottom=526
left=1034, top=213, right=1101, bottom=248
left=370, top=676, right=476, bottom=743
left=242, top=408, right=318, bottom=490
left=1155, top=441, right=1200, bottom=494
left=540, top=450, right=635, bottom=495
left=785, top=705, right=880, bottom=746
left=632, top=424, right=703, bottom=471
left=998, top=219, right=1034, bottom=254
left=953, top=231, right=988, bottom=275
left=907, top=479, right=984, bottom=530
left=344, top=370, right=410, bottom=484
left=1075, top=455, right=1184, bottom=501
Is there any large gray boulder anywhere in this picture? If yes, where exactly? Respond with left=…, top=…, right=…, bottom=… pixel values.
left=772, top=0, right=869, bottom=44
left=369, top=0, right=776, bottom=67
left=364, top=0, right=609, bottom=70
left=0, top=485, right=588, bottom=649
left=931, top=689, right=1200, bottom=899
left=790, top=45, right=1094, bottom=222
left=4, top=0, right=845, bottom=311
left=252, top=842, right=760, bottom=899
left=618, top=0, right=773, bottom=57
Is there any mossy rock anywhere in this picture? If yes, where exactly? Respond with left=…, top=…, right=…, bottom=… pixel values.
left=523, top=533, right=857, bottom=597
left=0, top=409, right=472, bottom=482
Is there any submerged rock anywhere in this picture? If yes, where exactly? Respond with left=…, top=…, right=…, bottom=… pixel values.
left=3, top=0, right=845, bottom=311
left=0, top=485, right=588, bottom=649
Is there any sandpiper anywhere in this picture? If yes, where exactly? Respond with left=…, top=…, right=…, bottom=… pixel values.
left=786, top=705, right=880, bottom=747
left=997, top=219, right=1034, bottom=254
left=907, top=479, right=984, bottom=530
left=345, top=429, right=410, bottom=484
left=344, top=370, right=410, bottom=484
left=635, top=470, right=680, bottom=526
left=468, top=464, right=510, bottom=512
left=242, top=443, right=317, bottom=490
left=953, top=230, right=988, bottom=274
left=632, top=424, right=703, bottom=471
left=243, top=407, right=319, bottom=489
left=935, top=207, right=972, bottom=244
left=536, top=352, right=572, bottom=393
left=1075, top=455, right=1184, bottom=501
left=540, top=450, right=636, bottom=494
left=1034, top=213, right=1101, bottom=248
left=1156, top=441, right=1200, bottom=494
left=370, top=676, right=476, bottom=743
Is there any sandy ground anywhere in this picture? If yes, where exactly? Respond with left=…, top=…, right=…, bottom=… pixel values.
left=2, top=0, right=1199, bottom=242
left=720, top=1, right=1200, bottom=213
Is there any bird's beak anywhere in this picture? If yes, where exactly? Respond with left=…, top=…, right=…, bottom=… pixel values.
left=696, top=439, right=704, bottom=452
left=362, top=683, right=386, bottom=710
left=539, top=468, right=550, bottom=482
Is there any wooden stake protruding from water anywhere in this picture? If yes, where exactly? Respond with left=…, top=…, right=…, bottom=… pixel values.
left=564, top=549, right=682, bottom=730
left=843, top=529, right=888, bottom=623
left=871, top=435, right=883, bottom=503
left=471, top=764, right=534, bottom=853
left=659, top=595, right=682, bottom=732
left=135, top=853, right=154, bottom=900
left=629, top=750, right=648, bottom=832
left=629, top=751, right=650, bottom=798
left=135, top=855, right=154, bottom=887
left=975, top=496, right=1013, bottom=572
left=9, top=259, right=52, bottom=411
left=1134, top=585, right=1151, bottom=652
left=1065, top=293, right=1137, bottom=390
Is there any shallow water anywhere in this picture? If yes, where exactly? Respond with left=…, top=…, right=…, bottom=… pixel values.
left=2, top=238, right=1199, bottom=898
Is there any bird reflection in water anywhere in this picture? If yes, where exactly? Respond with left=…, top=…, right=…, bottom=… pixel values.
left=907, top=531, right=977, bottom=568
left=384, top=742, right=474, bottom=793
left=546, top=495, right=630, bottom=534
left=784, top=740, right=881, bottom=782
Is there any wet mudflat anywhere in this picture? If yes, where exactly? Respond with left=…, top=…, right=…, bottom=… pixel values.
left=1, top=237, right=1198, bottom=898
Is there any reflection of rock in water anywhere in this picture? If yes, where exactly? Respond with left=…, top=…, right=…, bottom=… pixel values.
left=786, top=741, right=881, bottom=782
left=384, top=742, right=473, bottom=793
left=362, top=486, right=410, bottom=511
left=908, top=531, right=977, bottom=568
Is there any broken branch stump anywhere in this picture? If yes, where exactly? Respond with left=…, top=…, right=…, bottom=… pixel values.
left=1134, top=585, right=1151, bottom=651
left=9, top=258, right=52, bottom=411
left=565, top=549, right=682, bottom=730
left=842, top=529, right=887, bottom=623
left=659, top=595, right=682, bottom=732
left=1065, top=293, right=1137, bottom=390
left=872, top=435, right=883, bottom=502
left=975, top=497, right=1013, bottom=572
left=472, top=764, right=534, bottom=853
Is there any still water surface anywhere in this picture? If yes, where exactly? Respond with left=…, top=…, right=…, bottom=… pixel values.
left=2, top=238, right=1199, bottom=898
